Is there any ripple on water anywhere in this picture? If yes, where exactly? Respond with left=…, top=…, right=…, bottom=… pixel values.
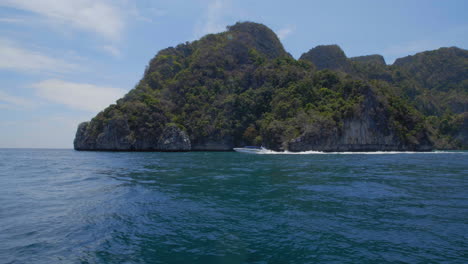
left=0, top=149, right=467, bottom=263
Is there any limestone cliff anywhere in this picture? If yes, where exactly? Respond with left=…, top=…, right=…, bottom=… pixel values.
left=287, top=88, right=432, bottom=152
left=157, top=124, right=191, bottom=151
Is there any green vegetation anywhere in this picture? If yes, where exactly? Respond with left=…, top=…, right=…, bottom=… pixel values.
left=75, top=22, right=468, bottom=151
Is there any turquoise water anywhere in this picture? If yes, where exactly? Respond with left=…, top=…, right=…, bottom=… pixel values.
left=0, top=149, right=467, bottom=263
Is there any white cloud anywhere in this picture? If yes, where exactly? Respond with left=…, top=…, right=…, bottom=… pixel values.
left=276, top=25, right=296, bottom=40
left=0, top=0, right=124, bottom=41
left=0, top=38, right=78, bottom=74
left=102, top=45, right=121, bottom=57
left=0, top=91, right=37, bottom=109
left=194, top=0, right=229, bottom=38
left=32, top=79, right=127, bottom=112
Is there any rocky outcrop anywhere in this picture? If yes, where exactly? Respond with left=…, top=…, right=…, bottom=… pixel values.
left=73, top=122, right=94, bottom=150
left=226, top=22, right=289, bottom=59
left=74, top=122, right=191, bottom=151
left=157, top=125, right=191, bottom=151
left=300, top=45, right=353, bottom=73
left=74, top=118, right=135, bottom=150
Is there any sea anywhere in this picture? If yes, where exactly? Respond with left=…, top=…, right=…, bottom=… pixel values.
left=0, top=149, right=467, bottom=264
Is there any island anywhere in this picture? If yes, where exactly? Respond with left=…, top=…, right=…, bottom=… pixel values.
left=74, top=22, right=468, bottom=152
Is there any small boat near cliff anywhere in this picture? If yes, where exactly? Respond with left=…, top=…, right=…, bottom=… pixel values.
left=233, top=146, right=265, bottom=154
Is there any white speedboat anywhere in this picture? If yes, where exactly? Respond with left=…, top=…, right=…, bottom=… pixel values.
left=233, top=146, right=265, bottom=154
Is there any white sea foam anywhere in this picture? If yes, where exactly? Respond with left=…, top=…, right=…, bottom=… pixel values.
left=255, top=149, right=464, bottom=155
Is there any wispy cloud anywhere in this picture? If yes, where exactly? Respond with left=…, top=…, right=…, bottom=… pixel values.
left=32, top=79, right=127, bottom=112
left=193, top=0, right=229, bottom=38
left=276, top=25, right=296, bottom=40
left=126, top=3, right=166, bottom=23
left=0, top=91, right=37, bottom=109
left=0, top=38, right=79, bottom=74
left=0, top=17, right=27, bottom=24
left=0, top=0, right=124, bottom=41
left=102, top=45, right=121, bottom=57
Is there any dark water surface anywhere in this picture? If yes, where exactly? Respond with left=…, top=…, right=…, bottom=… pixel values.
left=0, top=149, right=467, bottom=263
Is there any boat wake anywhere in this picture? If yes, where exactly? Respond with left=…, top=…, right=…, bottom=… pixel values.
left=251, top=149, right=465, bottom=155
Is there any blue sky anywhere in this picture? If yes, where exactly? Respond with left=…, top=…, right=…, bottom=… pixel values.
left=0, top=0, right=467, bottom=148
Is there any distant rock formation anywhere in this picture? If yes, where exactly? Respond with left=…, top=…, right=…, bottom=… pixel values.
left=300, top=45, right=353, bottom=73
left=74, top=22, right=468, bottom=152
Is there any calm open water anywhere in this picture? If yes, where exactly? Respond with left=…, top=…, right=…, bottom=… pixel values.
left=0, top=149, right=467, bottom=264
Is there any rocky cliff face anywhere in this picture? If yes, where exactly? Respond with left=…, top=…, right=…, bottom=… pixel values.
left=95, top=118, right=134, bottom=150
left=74, top=122, right=191, bottom=151
left=455, top=114, right=468, bottom=148
left=287, top=89, right=432, bottom=152
left=73, top=122, right=93, bottom=150
left=157, top=124, right=191, bottom=151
